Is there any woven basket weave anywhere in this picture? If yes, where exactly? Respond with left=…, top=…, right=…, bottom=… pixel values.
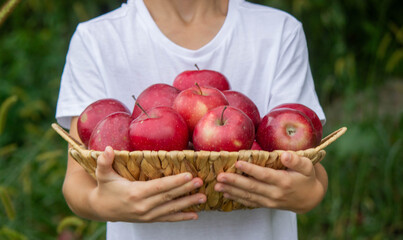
left=52, top=123, right=346, bottom=212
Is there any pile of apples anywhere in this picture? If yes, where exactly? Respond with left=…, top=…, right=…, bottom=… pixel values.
left=77, top=66, right=323, bottom=152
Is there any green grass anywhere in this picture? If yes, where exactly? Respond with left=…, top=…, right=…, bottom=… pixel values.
left=298, top=87, right=403, bottom=239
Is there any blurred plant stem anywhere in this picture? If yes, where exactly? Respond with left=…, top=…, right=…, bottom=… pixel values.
left=0, top=95, right=18, bottom=135
left=0, top=0, right=20, bottom=27
left=0, top=186, right=16, bottom=221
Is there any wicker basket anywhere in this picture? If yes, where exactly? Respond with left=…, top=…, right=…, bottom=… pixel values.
left=52, top=123, right=346, bottom=212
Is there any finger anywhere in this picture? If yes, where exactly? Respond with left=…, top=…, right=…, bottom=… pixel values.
left=222, top=192, right=260, bottom=208
left=95, top=146, right=122, bottom=181
left=281, top=152, right=313, bottom=176
left=137, top=172, right=195, bottom=198
left=216, top=172, right=276, bottom=196
left=144, top=177, right=205, bottom=209
left=217, top=185, right=266, bottom=208
left=141, top=193, right=206, bottom=222
left=233, top=161, right=283, bottom=185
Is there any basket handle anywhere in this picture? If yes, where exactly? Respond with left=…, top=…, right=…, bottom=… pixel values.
left=51, top=123, right=85, bottom=151
left=314, top=127, right=347, bottom=152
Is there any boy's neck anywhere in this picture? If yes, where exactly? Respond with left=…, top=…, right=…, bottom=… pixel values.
left=143, top=0, right=229, bottom=50
left=144, top=0, right=228, bottom=24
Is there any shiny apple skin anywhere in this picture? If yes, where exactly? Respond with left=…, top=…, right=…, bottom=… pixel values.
left=193, top=106, right=255, bottom=151
left=273, top=103, right=323, bottom=145
left=223, top=90, right=261, bottom=131
left=131, top=83, right=180, bottom=119
left=78, top=98, right=130, bottom=147
left=251, top=140, right=263, bottom=150
left=172, top=85, right=229, bottom=135
left=173, top=69, right=230, bottom=91
left=129, top=107, right=189, bottom=151
left=88, top=112, right=134, bottom=151
left=257, top=108, right=317, bottom=151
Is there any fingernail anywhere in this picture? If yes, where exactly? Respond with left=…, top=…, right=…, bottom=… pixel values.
left=194, top=180, right=202, bottom=188
left=217, top=174, right=225, bottom=182
left=199, top=197, right=206, bottom=203
left=282, top=152, right=291, bottom=162
left=184, top=173, right=192, bottom=181
left=215, top=183, right=222, bottom=192
left=236, top=161, right=243, bottom=169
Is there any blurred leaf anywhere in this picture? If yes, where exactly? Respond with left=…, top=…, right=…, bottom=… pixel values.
left=18, top=163, right=32, bottom=195
left=386, top=49, right=403, bottom=72
left=389, top=22, right=403, bottom=44
left=0, top=186, right=15, bottom=221
left=73, top=2, right=90, bottom=22
left=0, top=227, right=27, bottom=240
left=0, top=0, right=21, bottom=27
left=36, top=150, right=64, bottom=162
left=377, top=33, right=392, bottom=60
left=57, top=216, right=86, bottom=235
left=0, top=95, right=18, bottom=135
left=0, top=143, right=17, bottom=157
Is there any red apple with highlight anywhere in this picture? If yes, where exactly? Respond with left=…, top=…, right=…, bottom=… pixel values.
left=77, top=98, right=130, bottom=147
left=257, top=108, right=318, bottom=151
left=223, top=90, right=261, bottom=130
left=88, top=112, right=133, bottom=151
left=193, top=106, right=255, bottom=151
left=131, top=83, right=180, bottom=119
left=173, top=65, right=230, bottom=91
left=272, top=103, right=323, bottom=145
left=172, top=84, right=229, bottom=135
left=129, top=106, right=189, bottom=151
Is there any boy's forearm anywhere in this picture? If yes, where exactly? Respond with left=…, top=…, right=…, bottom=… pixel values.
left=62, top=158, right=102, bottom=221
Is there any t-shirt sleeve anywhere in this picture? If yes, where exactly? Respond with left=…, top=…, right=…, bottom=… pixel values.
left=268, top=23, right=326, bottom=125
left=55, top=25, right=107, bottom=129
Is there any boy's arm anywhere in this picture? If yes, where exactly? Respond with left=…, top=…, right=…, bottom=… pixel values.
left=62, top=117, right=206, bottom=222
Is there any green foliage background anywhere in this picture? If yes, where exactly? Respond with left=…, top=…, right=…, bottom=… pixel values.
left=0, top=0, right=402, bottom=239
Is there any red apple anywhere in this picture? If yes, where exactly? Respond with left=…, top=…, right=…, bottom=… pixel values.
left=256, top=108, right=318, bottom=151
left=77, top=98, right=130, bottom=147
left=129, top=106, right=189, bottom=151
left=131, top=83, right=180, bottom=119
left=173, top=65, right=230, bottom=91
left=272, top=103, right=323, bottom=144
left=88, top=112, right=134, bottom=151
left=172, top=84, right=229, bottom=135
left=193, top=106, right=255, bottom=151
left=223, top=90, right=261, bottom=130
left=251, top=140, right=263, bottom=150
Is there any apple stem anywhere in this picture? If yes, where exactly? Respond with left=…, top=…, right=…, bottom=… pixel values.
left=220, top=106, right=228, bottom=126
left=194, top=64, right=200, bottom=71
left=195, top=82, right=203, bottom=95
left=286, top=126, right=296, bottom=136
left=132, top=95, right=150, bottom=118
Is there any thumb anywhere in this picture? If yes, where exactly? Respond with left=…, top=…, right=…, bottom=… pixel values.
left=280, top=152, right=313, bottom=177
left=95, top=146, right=120, bottom=181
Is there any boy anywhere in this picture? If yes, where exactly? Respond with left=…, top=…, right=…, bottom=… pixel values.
left=56, top=0, right=328, bottom=239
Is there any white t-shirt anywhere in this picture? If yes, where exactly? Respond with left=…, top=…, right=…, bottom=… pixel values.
left=56, top=0, right=325, bottom=239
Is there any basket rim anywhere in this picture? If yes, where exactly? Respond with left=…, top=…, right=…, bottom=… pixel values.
left=51, top=123, right=347, bottom=155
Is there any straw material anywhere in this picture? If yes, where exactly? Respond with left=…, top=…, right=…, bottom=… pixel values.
left=52, top=123, right=347, bottom=212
